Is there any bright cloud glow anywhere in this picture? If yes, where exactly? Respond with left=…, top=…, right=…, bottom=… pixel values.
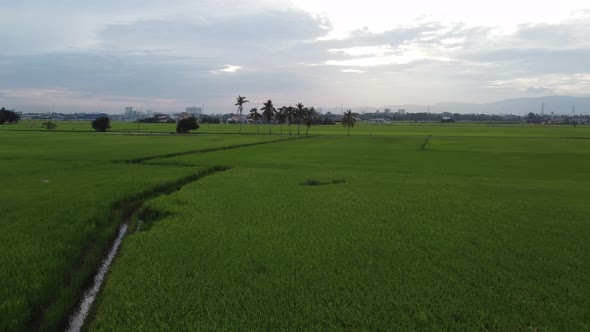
left=340, top=69, right=365, bottom=73
left=491, top=73, right=590, bottom=94
left=218, top=65, right=242, bottom=73
left=290, top=0, right=590, bottom=36
left=329, top=46, right=395, bottom=57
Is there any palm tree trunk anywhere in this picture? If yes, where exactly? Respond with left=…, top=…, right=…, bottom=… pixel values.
left=268, top=123, right=271, bottom=135
left=289, top=122, right=292, bottom=135
left=347, top=126, right=350, bottom=136
left=306, top=126, right=309, bottom=135
left=297, top=121, right=300, bottom=135
left=280, top=124, right=283, bottom=135
left=238, top=108, right=243, bottom=134
left=256, top=120, right=259, bottom=134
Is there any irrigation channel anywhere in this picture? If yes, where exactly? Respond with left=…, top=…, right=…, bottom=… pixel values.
left=66, top=223, right=128, bottom=332
left=63, top=166, right=231, bottom=331
left=56, top=138, right=309, bottom=330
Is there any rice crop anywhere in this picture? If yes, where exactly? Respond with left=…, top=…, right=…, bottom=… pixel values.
left=89, top=134, right=590, bottom=330
left=0, top=131, right=279, bottom=331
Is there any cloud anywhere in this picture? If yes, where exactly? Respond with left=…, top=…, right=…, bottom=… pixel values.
left=526, top=86, right=554, bottom=94
left=215, top=65, right=242, bottom=73
left=1, top=3, right=590, bottom=112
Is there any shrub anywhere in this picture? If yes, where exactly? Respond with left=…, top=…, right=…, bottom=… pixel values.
left=302, top=179, right=321, bottom=186
left=176, top=117, right=199, bottom=133
left=0, top=107, right=20, bottom=124
left=92, top=116, right=111, bottom=132
left=42, top=121, right=58, bottom=131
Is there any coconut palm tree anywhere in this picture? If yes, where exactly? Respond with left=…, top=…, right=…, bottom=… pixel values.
left=342, top=110, right=356, bottom=136
left=286, top=106, right=294, bottom=135
left=249, top=107, right=262, bottom=134
left=295, top=102, right=304, bottom=135
left=303, top=107, right=319, bottom=135
left=235, top=95, right=249, bottom=134
left=277, top=107, right=288, bottom=135
left=261, top=99, right=277, bottom=135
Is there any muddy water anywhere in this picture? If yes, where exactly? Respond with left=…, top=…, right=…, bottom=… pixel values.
left=66, top=223, right=128, bottom=332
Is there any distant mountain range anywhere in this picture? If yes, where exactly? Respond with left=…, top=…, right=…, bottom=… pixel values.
left=323, top=95, right=590, bottom=115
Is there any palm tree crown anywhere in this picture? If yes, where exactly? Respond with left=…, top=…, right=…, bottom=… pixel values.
left=249, top=107, right=261, bottom=134
left=249, top=107, right=262, bottom=121
left=261, top=100, right=276, bottom=123
left=303, top=107, right=319, bottom=135
left=235, top=95, right=249, bottom=113
left=261, top=99, right=277, bottom=135
left=342, top=110, right=356, bottom=136
left=277, top=107, right=288, bottom=135
left=235, top=95, right=249, bottom=134
left=295, top=102, right=304, bottom=135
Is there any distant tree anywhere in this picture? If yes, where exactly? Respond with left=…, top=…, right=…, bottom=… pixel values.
left=0, top=108, right=20, bottom=124
left=321, top=116, right=335, bottom=125
left=527, top=112, right=538, bottom=120
left=200, top=115, right=220, bottom=124
left=341, top=110, right=356, bottom=136
left=91, top=116, right=111, bottom=132
left=42, top=121, right=58, bottom=131
left=276, top=107, right=288, bottom=135
left=235, top=95, right=249, bottom=134
left=261, top=99, right=276, bottom=135
left=285, top=106, right=295, bottom=135
left=295, top=102, right=305, bottom=135
left=176, top=117, right=199, bottom=133
left=303, top=107, right=319, bottom=135
left=249, top=107, right=262, bottom=134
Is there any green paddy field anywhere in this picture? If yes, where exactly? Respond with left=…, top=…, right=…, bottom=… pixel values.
left=0, top=122, right=588, bottom=331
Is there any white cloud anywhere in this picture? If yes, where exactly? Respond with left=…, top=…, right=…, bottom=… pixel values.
left=1, top=1, right=590, bottom=112
left=340, top=69, right=365, bottom=73
left=217, top=65, right=242, bottom=73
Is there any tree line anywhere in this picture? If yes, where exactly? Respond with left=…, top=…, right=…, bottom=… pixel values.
left=235, top=96, right=355, bottom=135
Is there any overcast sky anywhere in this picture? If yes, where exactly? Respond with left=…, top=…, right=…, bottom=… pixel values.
left=1, top=0, right=589, bottom=113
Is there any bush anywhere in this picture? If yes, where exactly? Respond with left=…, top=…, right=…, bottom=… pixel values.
left=42, top=121, right=58, bottom=131
left=176, top=117, right=199, bottom=133
left=302, top=179, right=321, bottom=186
left=91, top=116, right=111, bottom=132
left=0, top=107, right=20, bottom=124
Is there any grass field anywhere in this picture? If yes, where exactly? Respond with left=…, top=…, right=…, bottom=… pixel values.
left=92, top=134, right=588, bottom=330
left=4, top=119, right=590, bottom=138
left=1, top=124, right=589, bottom=330
left=0, top=131, right=286, bottom=331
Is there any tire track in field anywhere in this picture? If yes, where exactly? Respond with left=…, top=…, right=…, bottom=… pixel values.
left=419, top=135, right=433, bottom=151
left=122, top=135, right=316, bottom=164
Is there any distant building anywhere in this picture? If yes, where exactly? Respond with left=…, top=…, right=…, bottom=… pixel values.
left=548, top=117, right=568, bottom=124
left=441, top=116, right=455, bottom=123
left=397, top=109, right=406, bottom=114
left=186, top=107, right=202, bottom=116
left=226, top=115, right=246, bottom=124
left=124, top=107, right=134, bottom=116
left=368, top=118, right=390, bottom=123
left=153, top=114, right=175, bottom=123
